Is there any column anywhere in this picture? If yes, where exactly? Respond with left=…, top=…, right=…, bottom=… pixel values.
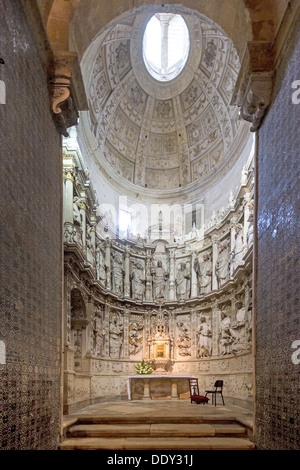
left=145, top=250, right=152, bottom=301
left=103, top=306, right=110, bottom=358
left=105, top=238, right=112, bottom=291
left=142, top=380, right=151, bottom=401
left=212, top=303, right=221, bottom=357
left=243, top=192, right=251, bottom=246
left=63, top=168, right=75, bottom=225
left=171, top=381, right=179, bottom=400
left=123, top=310, right=130, bottom=359
left=191, top=308, right=198, bottom=358
left=143, top=313, right=151, bottom=359
left=211, top=235, right=218, bottom=291
left=168, top=248, right=176, bottom=301
left=191, top=251, right=198, bottom=298
left=230, top=216, right=237, bottom=277
left=124, top=249, right=131, bottom=299
left=80, top=191, right=87, bottom=248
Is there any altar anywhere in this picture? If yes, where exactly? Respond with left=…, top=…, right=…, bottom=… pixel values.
left=127, top=375, right=195, bottom=401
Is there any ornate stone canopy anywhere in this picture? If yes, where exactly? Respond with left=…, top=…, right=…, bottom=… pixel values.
left=79, top=5, right=251, bottom=201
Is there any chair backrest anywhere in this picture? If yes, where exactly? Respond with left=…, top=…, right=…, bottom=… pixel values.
left=214, top=380, right=223, bottom=389
left=189, top=378, right=199, bottom=396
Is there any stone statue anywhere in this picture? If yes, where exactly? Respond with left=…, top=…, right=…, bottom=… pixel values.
left=175, top=262, right=190, bottom=301
left=194, top=252, right=212, bottom=295
left=219, top=311, right=233, bottom=355
left=151, top=260, right=169, bottom=301
left=112, top=252, right=124, bottom=296
left=96, top=244, right=107, bottom=287
left=64, top=223, right=76, bottom=243
left=176, top=322, right=191, bottom=356
left=86, top=225, right=95, bottom=266
left=197, top=316, right=212, bottom=357
left=131, top=261, right=146, bottom=301
left=109, top=316, right=123, bottom=358
left=215, top=241, right=230, bottom=288
left=129, top=323, right=143, bottom=356
left=93, top=310, right=103, bottom=357
left=73, top=196, right=81, bottom=225
left=230, top=302, right=248, bottom=353
left=231, top=224, right=244, bottom=271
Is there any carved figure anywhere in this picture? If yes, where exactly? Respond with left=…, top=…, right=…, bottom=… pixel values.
left=194, top=252, right=212, bottom=295
left=131, top=261, right=146, bottom=301
left=175, top=262, right=190, bottom=301
left=231, top=224, right=244, bottom=271
left=197, top=317, right=212, bottom=357
left=112, top=252, right=124, bottom=296
left=73, top=196, right=81, bottom=225
left=219, top=311, right=233, bottom=355
left=151, top=261, right=169, bottom=301
left=129, top=323, right=143, bottom=356
left=96, top=244, right=107, bottom=287
left=176, top=322, right=191, bottom=356
left=93, top=310, right=103, bottom=357
left=109, top=316, right=123, bottom=358
left=215, top=241, right=230, bottom=288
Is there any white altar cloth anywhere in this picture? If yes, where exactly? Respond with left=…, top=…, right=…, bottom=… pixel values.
left=126, top=374, right=195, bottom=400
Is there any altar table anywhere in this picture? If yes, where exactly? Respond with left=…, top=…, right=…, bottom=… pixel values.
left=127, top=375, right=195, bottom=400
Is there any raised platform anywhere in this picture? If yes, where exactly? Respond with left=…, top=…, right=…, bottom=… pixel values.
left=60, top=400, right=255, bottom=450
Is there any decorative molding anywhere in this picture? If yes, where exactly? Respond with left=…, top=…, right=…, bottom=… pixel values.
left=49, top=51, right=88, bottom=137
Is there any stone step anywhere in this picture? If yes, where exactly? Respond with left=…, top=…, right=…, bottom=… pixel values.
left=75, top=415, right=237, bottom=425
left=68, top=422, right=247, bottom=438
left=60, top=436, right=255, bottom=450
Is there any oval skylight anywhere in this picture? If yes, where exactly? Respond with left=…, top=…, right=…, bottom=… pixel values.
left=143, top=13, right=190, bottom=82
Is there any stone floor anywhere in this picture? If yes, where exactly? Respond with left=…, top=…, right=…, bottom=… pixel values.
left=61, top=400, right=255, bottom=450
left=63, top=399, right=253, bottom=429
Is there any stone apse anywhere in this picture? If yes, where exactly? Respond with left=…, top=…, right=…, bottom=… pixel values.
left=62, top=134, right=254, bottom=413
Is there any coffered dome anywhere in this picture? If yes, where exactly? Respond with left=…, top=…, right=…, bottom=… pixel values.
left=80, top=5, right=251, bottom=199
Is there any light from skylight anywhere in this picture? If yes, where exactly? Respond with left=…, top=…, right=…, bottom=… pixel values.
left=143, top=13, right=190, bottom=82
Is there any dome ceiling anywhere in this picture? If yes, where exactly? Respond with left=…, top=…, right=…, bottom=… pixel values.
left=83, top=5, right=250, bottom=195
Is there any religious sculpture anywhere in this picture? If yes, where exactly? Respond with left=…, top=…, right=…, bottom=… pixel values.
left=112, top=252, right=124, bottom=296
left=215, top=241, right=230, bottom=288
left=129, top=322, right=143, bottom=356
left=151, top=260, right=169, bottom=301
left=231, top=224, right=244, bottom=271
left=175, top=262, right=190, bottom=301
left=230, top=301, right=248, bottom=353
left=176, top=322, right=191, bottom=356
left=96, top=243, right=107, bottom=287
left=93, top=309, right=104, bottom=357
left=197, top=316, right=212, bottom=357
left=131, top=261, right=146, bottom=301
left=219, top=311, right=233, bottom=355
left=109, top=316, right=123, bottom=358
left=73, top=196, right=82, bottom=225
left=194, top=252, right=212, bottom=295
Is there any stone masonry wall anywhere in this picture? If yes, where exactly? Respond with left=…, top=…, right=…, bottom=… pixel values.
left=255, top=14, right=300, bottom=450
left=0, top=1, right=62, bottom=449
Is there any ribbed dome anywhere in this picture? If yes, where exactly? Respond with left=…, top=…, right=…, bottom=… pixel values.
left=82, top=5, right=250, bottom=196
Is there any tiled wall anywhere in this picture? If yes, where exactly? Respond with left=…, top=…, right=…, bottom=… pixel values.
left=0, top=1, right=62, bottom=449
left=255, top=15, right=300, bottom=449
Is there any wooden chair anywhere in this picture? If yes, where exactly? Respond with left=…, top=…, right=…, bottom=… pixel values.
left=188, top=378, right=209, bottom=404
left=205, top=380, right=225, bottom=406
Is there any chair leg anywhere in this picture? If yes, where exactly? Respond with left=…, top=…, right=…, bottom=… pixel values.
left=221, top=393, right=225, bottom=405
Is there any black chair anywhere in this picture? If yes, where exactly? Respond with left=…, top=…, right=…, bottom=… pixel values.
left=205, top=380, right=225, bottom=406
left=188, top=378, right=209, bottom=404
